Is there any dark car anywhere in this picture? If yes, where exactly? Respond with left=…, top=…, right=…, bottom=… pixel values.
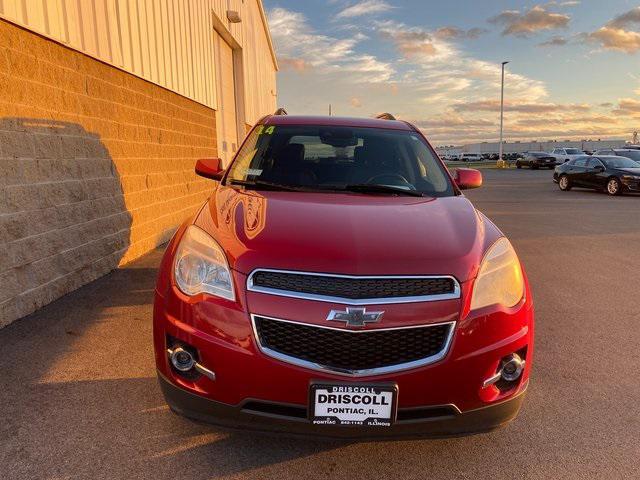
left=593, top=149, right=640, bottom=163
left=516, top=152, right=556, bottom=170
left=553, top=155, right=640, bottom=196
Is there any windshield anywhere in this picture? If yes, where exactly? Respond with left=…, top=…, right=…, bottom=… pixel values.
left=601, top=157, right=640, bottom=169
left=617, top=151, right=640, bottom=162
left=226, top=125, right=455, bottom=196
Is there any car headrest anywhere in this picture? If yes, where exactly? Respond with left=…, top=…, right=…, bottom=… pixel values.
left=276, top=143, right=305, bottom=169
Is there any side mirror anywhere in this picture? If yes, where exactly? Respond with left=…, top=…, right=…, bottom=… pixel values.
left=454, top=168, right=482, bottom=190
left=195, top=158, right=224, bottom=180
left=593, top=165, right=605, bottom=173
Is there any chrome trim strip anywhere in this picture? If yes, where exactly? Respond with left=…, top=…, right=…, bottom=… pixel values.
left=250, top=314, right=456, bottom=377
left=246, top=269, right=461, bottom=305
left=482, top=372, right=502, bottom=388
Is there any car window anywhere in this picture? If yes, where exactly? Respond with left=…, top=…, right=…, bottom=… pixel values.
left=600, top=156, right=640, bottom=169
left=566, top=149, right=582, bottom=154
left=574, top=158, right=588, bottom=167
left=227, top=125, right=455, bottom=196
left=616, top=151, right=640, bottom=162
left=586, top=158, right=602, bottom=168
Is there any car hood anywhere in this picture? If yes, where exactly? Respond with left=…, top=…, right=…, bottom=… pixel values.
left=194, top=185, right=502, bottom=282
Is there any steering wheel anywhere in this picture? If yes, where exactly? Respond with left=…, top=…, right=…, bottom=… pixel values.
left=366, top=173, right=415, bottom=190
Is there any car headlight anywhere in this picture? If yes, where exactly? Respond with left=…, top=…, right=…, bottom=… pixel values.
left=470, top=237, right=524, bottom=311
left=174, top=225, right=235, bottom=300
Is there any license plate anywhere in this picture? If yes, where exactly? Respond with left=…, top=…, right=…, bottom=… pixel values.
left=310, top=384, right=397, bottom=427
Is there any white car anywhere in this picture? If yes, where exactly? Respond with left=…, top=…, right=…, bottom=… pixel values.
left=550, top=148, right=585, bottom=164
left=459, top=153, right=483, bottom=162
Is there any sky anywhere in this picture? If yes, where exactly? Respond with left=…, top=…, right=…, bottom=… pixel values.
left=262, top=0, right=640, bottom=146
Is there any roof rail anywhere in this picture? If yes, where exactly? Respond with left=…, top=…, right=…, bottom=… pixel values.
left=274, top=108, right=288, bottom=116
left=375, top=112, right=396, bottom=120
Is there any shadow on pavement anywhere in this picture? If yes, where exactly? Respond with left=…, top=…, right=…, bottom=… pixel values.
left=0, top=247, right=342, bottom=480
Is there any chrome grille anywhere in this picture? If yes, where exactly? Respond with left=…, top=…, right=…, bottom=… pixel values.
left=247, top=269, right=460, bottom=304
left=252, top=315, right=455, bottom=376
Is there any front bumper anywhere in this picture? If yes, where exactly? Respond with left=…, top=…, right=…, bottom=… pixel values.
left=621, top=177, right=640, bottom=191
left=158, top=371, right=528, bottom=439
left=153, top=235, right=534, bottom=438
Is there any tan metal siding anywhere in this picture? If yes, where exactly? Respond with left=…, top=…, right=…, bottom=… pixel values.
left=0, top=0, right=276, bottom=121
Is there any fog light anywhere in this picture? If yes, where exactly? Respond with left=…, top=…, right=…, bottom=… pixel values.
left=482, top=352, right=526, bottom=388
left=170, top=347, right=195, bottom=372
left=501, top=353, right=524, bottom=382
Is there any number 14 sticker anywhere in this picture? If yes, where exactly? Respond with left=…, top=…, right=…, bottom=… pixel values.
left=256, top=125, right=276, bottom=135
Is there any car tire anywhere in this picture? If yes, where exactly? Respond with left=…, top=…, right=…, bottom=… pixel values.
left=516, top=161, right=522, bottom=169
left=558, top=174, right=571, bottom=191
left=531, top=163, right=539, bottom=170
left=606, top=177, right=623, bottom=196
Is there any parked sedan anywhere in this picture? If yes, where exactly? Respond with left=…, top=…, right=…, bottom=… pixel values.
left=593, top=149, right=640, bottom=163
left=516, top=152, right=556, bottom=169
left=553, top=155, right=640, bottom=195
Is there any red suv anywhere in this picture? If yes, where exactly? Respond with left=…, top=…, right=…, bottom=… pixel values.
left=153, top=114, right=534, bottom=438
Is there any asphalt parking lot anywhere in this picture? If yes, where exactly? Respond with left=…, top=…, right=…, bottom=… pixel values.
left=1, top=168, right=639, bottom=479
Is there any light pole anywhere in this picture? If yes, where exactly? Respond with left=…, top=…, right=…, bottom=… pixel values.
left=499, top=61, right=509, bottom=167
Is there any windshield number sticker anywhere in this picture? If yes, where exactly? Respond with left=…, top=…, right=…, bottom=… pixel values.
left=256, top=125, right=276, bottom=135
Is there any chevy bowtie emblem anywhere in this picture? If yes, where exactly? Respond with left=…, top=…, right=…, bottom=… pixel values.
left=327, top=307, right=384, bottom=327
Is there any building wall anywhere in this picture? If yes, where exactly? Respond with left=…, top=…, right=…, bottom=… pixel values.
left=0, top=19, right=217, bottom=326
left=0, top=0, right=278, bottom=126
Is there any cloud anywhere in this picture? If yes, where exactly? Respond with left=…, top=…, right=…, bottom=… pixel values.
left=544, top=1, right=580, bottom=7
left=453, top=100, right=590, bottom=114
left=538, top=35, right=568, bottom=47
left=278, top=57, right=309, bottom=73
left=375, top=20, right=548, bottom=103
left=378, top=25, right=439, bottom=58
left=433, top=26, right=489, bottom=40
left=336, top=0, right=393, bottom=19
left=271, top=7, right=637, bottom=144
left=583, top=7, right=640, bottom=54
left=607, top=7, right=640, bottom=29
left=267, top=7, right=393, bottom=82
left=615, top=98, right=640, bottom=114
left=415, top=116, right=495, bottom=129
left=489, top=5, right=570, bottom=37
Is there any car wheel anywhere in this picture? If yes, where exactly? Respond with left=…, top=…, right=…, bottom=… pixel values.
left=558, top=175, right=571, bottom=191
left=516, top=161, right=522, bottom=169
left=606, top=177, right=622, bottom=196
left=531, top=163, right=539, bottom=170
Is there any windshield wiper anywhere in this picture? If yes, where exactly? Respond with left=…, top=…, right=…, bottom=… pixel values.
left=339, top=184, right=425, bottom=197
left=228, top=179, right=309, bottom=192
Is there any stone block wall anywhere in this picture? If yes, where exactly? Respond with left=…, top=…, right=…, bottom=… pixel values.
left=0, top=20, right=217, bottom=326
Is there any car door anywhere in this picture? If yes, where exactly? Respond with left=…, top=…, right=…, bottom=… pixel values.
left=583, top=157, right=606, bottom=189
left=567, top=157, right=588, bottom=186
